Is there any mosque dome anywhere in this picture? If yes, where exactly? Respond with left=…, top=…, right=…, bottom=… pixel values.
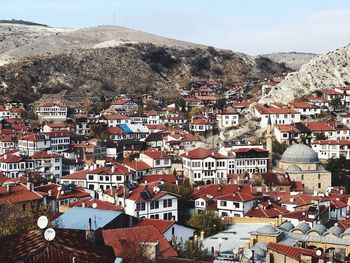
left=281, top=144, right=319, bottom=164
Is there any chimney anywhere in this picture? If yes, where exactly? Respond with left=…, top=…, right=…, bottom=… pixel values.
left=6, top=184, right=10, bottom=193
left=26, top=182, right=33, bottom=191
left=86, top=218, right=95, bottom=243
left=82, top=202, right=86, bottom=208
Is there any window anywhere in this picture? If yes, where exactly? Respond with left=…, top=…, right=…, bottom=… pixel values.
left=318, top=183, right=321, bottom=189
left=163, top=199, right=172, bottom=208
left=220, top=201, right=227, bottom=207
left=55, top=166, right=60, bottom=170
left=137, top=203, right=146, bottom=211
left=88, top=175, right=94, bottom=180
left=150, top=201, right=159, bottom=209
left=88, top=184, right=94, bottom=190
left=163, top=212, right=172, bottom=220
left=100, top=176, right=104, bottom=181
left=233, top=202, right=240, bottom=208
left=156, top=160, right=161, bottom=166
left=55, top=158, right=60, bottom=162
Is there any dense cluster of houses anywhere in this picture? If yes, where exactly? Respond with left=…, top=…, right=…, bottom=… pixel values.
left=1, top=80, right=350, bottom=262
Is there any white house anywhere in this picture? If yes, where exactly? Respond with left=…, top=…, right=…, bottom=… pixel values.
left=216, top=110, right=239, bottom=129
left=0, top=135, right=17, bottom=154
left=217, top=192, right=256, bottom=217
left=311, top=139, right=350, bottom=160
left=137, top=218, right=196, bottom=242
left=110, top=97, right=138, bottom=112
left=181, top=148, right=228, bottom=185
left=105, top=114, right=130, bottom=127
left=17, top=134, right=51, bottom=156
left=254, top=104, right=300, bottom=128
left=220, top=147, right=269, bottom=174
left=35, top=102, right=67, bottom=122
left=32, top=151, right=63, bottom=180
left=289, top=101, right=321, bottom=117
left=145, top=110, right=160, bottom=125
left=139, top=149, right=172, bottom=171
left=340, top=113, right=350, bottom=129
left=189, top=118, right=213, bottom=133
left=46, top=131, right=71, bottom=153
left=124, top=182, right=179, bottom=221
left=0, top=154, right=34, bottom=178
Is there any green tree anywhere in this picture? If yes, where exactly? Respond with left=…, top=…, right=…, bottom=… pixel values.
left=187, top=211, right=225, bottom=237
left=175, top=238, right=210, bottom=260
left=325, top=156, right=349, bottom=188
left=329, top=97, right=342, bottom=110
left=0, top=203, right=49, bottom=237
left=314, top=132, right=326, bottom=141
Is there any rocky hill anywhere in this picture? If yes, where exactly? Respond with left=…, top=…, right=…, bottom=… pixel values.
left=261, top=44, right=350, bottom=104
left=262, top=52, right=317, bottom=71
left=0, top=24, right=290, bottom=105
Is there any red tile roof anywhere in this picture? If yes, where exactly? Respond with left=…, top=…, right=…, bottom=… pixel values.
left=104, top=114, right=130, bottom=120
left=245, top=200, right=288, bottom=218
left=190, top=118, right=211, bottom=125
left=0, top=183, right=44, bottom=205
left=137, top=218, right=175, bottom=233
left=69, top=197, right=124, bottom=211
left=61, top=169, right=89, bottom=180
left=102, top=225, right=178, bottom=258
left=107, top=126, right=127, bottom=135
left=32, top=151, right=62, bottom=159
left=127, top=182, right=178, bottom=203
left=217, top=192, right=256, bottom=202
left=267, top=242, right=317, bottom=261
left=311, top=139, right=350, bottom=145
left=289, top=101, right=319, bottom=109
left=255, top=105, right=299, bottom=115
left=0, top=154, right=26, bottom=163
left=303, top=121, right=349, bottom=131
left=320, top=89, right=343, bottom=95
left=34, top=184, right=90, bottom=200
left=142, top=174, right=177, bottom=184
left=181, top=148, right=226, bottom=159
left=142, top=149, right=171, bottom=160
left=274, top=124, right=301, bottom=133
left=123, top=161, right=151, bottom=171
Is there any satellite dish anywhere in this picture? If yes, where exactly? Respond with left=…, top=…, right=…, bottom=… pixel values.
left=60, top=191, right=65, bottom=195
left=243, top=248, right=253, bottom=259
left=316, top=249, right=322, bottom=256
left=44, top=228, right=56, bottom=241
left=57, top=186, right=62, bottom=191
left=37, top=216, right=48, bottom=229
left=92, top=203, right=97, bottom=209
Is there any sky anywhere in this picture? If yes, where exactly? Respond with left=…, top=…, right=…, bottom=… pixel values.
left=1, top=0, right=350, bottom=55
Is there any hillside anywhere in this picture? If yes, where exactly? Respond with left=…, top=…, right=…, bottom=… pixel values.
left=262, top=52, right=317, bottom=71
left=0, top=24, right=290, bottom=105
left=260, top=44, right=350, bottom=104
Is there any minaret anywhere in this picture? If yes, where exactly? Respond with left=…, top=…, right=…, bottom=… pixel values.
left=266, top=115, right=273, bottom=171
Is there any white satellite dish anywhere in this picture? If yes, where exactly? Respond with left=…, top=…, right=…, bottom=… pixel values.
left=243, top=248, right=253, bottom=259
left=37, top=216, right=48, bottom=229
left=92, top=203, right=97, bottom=209
left=60, top=191, right=65, bottom=195
left=44, top=228, right=56, bottom=241
left=316, top=249, right=322, bottom=256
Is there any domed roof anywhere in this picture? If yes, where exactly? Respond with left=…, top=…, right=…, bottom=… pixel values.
left=278, top=221, right=295, bottom=232
left=281, top=144, right=319, bottom=164
left=307, top=224, right=327, bottom=235
left=293, top=222, right=311, bottom=234
left=324, top=225, right=344, bottom=237
left=256, top=225, right=279, bottom=235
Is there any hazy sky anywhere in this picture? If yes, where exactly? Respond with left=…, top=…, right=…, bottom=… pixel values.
left=1, top=0, right=350, bottom=55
